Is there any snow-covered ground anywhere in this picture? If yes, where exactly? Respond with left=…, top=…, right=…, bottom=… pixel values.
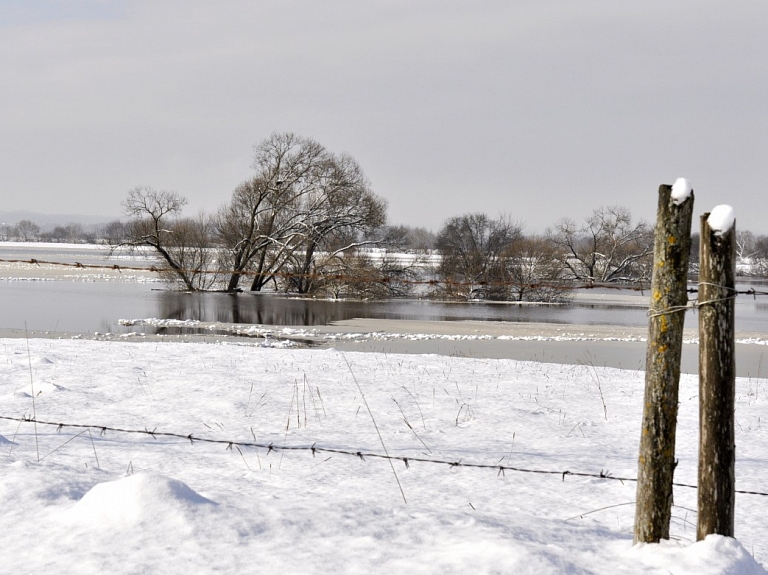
left=1, top=338, right=766, bottom=574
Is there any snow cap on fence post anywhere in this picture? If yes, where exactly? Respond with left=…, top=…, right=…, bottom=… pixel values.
left=670, top=178, right=693, bottom=205
left=706, top=205, right=735, bottom=236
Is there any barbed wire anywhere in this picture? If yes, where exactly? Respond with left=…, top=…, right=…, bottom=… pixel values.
left=5, top=256, right=768, bottom=299
left=0, top=256, right=651, bottom=291
left=648, top=282, right=746, bottom=318
left=2, top=415, right=766, bottom=497
left=6, top=255, right=768, bottom=296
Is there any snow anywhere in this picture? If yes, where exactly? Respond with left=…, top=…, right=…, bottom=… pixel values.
left=64, top=473, right=216, bottom=527
left=1, top=338, right=766, bottom=574
left=671, top=177, right=694, bottom=205
left=708, top=205, right=736, bottom=236
left=116, top=317, right=768, bottom=346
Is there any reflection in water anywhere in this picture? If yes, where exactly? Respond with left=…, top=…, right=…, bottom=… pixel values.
left=157, top=293, right=363, bottom=326
left=127, top=286, right=768, bottom=334
left=3, top=280, right=768, bottom=335
left=154, top=291, right=655, bottom=328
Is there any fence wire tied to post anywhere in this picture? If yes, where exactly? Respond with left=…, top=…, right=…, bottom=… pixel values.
left=647, top=282, right=743, bottom=319
left=2, top=414, right=767, bottom=498
left=694, top=282, right=740, bottom=308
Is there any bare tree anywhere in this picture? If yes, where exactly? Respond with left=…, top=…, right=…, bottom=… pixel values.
left=101, top=220, right=126, bottom=245
left=216, top=175, right=305, bottom=292
left=734, top=230, right=760, bottom=276
left=434, top=213, right=523, bottom=300
left=304, top=226, right=420, bottom=299
left=39, top=227, right=63, bottom=242
left=752, top=235, right=768, bottom=277
left=285, top=152, right=387, bottom=294
left=547, top=206, right=653, bottom=283
left=121, top=187, right=216, bottom=291
left=386, top=225, right=436, bottom=252
left=216, top=133, right=387, bottom=294
left=63, top=222, right=84, bottom=243
left=159, top=214, right=219, bottom=290
left=302, top=251, right=395, bottom=300
left=39, top=223, right=84, bottom=243
left=504, top=235, right=571, bottom=303
left=736, top=230, right=756, bottom=261
left=407, top=226, right=437, bottom=252
left=14, top=219, right=40, bottom=242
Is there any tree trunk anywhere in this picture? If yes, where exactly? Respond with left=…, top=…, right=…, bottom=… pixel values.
left=227, top=272, right=242, bottom=292
left=697, top=213, right=736, bottom=540
left=154, top=243, right=195, bottom=291
left=634, top=184, right=694, bottom=543
left=226, top=249, right=248, bottom=292
left=295, top=243, right=316, bottom=294
left=250, top=250, right=269, bottom=291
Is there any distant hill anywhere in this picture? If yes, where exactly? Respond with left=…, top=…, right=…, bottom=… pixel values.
left=0, top=211, right=121, bottom=232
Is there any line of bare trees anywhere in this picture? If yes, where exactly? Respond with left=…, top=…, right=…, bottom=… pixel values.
left=0, top=220, right=99, bottom=243
left=114, top=131, right=768, bottom=300
left=431, top=206, right=655, bottom=303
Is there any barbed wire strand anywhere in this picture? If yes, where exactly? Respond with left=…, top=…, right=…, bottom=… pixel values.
left=0, top=257, right=650, bottom=292
left=2, top=415, right=766, bottom=497
left=4, top=256, right=768, bottom=297
left=648, top=281, right=744, bottom=318
left=694, top=282, right=741, bottom=308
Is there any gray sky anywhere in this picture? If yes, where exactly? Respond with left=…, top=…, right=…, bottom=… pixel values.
left=2, top=1, right=767, bottom=234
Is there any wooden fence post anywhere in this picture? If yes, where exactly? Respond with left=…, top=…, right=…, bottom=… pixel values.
left=697, top=208, right=736, bottom=540
left=634, top=183, right=694, bottom=543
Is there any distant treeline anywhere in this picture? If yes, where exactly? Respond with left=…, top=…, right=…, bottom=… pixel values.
left=0, top=219, right=125, bottom=244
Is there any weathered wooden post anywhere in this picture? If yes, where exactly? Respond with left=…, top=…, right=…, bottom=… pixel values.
left=697, top=205, right=736, bottom=540
left=634, top=180, right=694, bottom=543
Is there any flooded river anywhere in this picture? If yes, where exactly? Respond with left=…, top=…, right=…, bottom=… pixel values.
left=2, top=243, right=768, bottom=336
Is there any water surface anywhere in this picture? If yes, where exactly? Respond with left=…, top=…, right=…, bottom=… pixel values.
left=2, top=280, right=768, bottom=335
left=2, top=243, right=768, bottom=335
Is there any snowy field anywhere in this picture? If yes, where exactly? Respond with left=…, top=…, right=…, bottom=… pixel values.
left=1, top=338, right=766, bottom=574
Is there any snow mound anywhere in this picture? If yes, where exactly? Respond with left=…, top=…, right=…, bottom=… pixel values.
left=14, top=381, right=66, bottom=396
left=631, top=535, right=767, bottom=575
left=708, top=204, right=736, bottom=236
left=65, top=473, right=216, bottom=528
left=0, top=434, right=14, bottom=445
left=671, top=177, right=693, bottom=205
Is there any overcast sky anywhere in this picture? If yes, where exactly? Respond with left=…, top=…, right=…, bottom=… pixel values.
left=2, top=1, right=767, bottom=234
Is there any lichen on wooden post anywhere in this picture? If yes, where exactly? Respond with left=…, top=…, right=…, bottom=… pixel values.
left=697, top=210, right=736, bottom=540
left=634, top=183, right=694, bottom=544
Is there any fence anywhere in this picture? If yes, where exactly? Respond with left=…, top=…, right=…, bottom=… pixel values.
left=634, top=185, right=741, bottom=544
left=2, top=414, right=766, bottom=498
left=0, top=226, right=763, bottom=543
left=3, top=256, right=768, bottom=298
